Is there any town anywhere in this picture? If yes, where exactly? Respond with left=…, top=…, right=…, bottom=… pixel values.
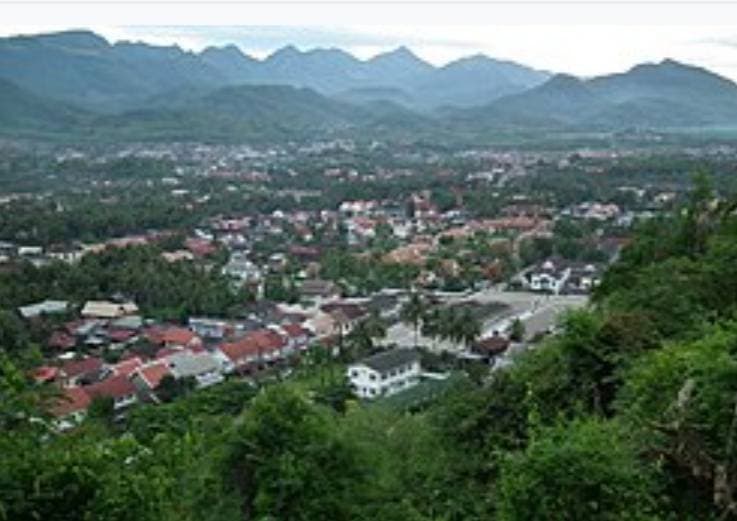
left=6, top=18, right=737, bottom=520
left=0, top=136, right=709, bottom=429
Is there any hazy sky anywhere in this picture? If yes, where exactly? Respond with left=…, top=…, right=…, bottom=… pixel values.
left=7, top=24, right=737, bottom=80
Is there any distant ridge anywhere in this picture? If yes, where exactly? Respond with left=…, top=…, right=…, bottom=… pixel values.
left=3, top=31, right=737, bottom=142
left=0, top=29, right=550, bottom=112
left=452, top=59, right=737, bottom=129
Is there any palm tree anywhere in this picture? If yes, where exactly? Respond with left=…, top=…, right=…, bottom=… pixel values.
left=400, top=290, right=426, bottom=347
left=344, top=311, right=388, bottom=362
left=454, top=308, right=482, bottom=352
left=421, top=306, right=444, bottom=350
left=434, top=306, right=481, bottom=352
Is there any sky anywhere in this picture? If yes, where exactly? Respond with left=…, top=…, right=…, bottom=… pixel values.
left=90, top=25, right=737, bottom=80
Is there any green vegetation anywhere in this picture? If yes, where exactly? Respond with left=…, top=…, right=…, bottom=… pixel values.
left=0, top=246, right=247, bottom=326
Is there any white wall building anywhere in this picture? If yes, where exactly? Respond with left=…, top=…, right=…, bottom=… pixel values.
left=347, top=349, right=421, bottom=400
left=528, top=259, right=571, bottom=294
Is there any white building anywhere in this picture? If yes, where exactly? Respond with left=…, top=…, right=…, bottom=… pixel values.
left=222, top=252, right=262, bottom=287
left=18, top=299, right=69, bottom=319
left=528, top=259, right=571, bottom=294
left=347, top=349, right=421, bottom=400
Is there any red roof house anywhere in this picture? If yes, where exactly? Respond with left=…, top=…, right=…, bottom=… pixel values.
left=145, top=326, right=201, bottom=348
left=112, top=357, right=143, bottom=378
left=85, top=375, right=138, bottom=410
left=107, top=329, right=137, bottom=343
left=48, top=331, right=76, bottom=350
left=134, top=362, right=171, bottom=390
left=59, top=357, right=103, bottom=385
left=185, top=238, right=217, bottom=257
left=49, top=386, right=91, bottom=419
left=32, top=366, right=59, bottom=383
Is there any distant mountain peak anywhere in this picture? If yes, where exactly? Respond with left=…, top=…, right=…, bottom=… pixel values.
left=269, top=44, right=301, bottom=60
left=200, top=44, right=255, bottom=62
left=32, top=29, right=110, bottom=49
left=370, top=46, right=429, bottom=66
left=544, top=73, right=586, bottom=88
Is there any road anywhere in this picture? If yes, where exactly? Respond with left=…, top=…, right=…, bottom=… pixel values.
left=385, top=288, right=588, bottom=353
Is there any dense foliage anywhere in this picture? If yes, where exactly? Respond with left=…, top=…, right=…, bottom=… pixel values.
left=0, top=246, right=246, bottom=324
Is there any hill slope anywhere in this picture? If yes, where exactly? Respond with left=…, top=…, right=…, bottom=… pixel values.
left=0, top=30, right=550, bottom=112
left=459, top=60, right=737, bottom=130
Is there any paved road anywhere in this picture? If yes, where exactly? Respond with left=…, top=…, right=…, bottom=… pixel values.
left=385, top=288, right=588, bottom=352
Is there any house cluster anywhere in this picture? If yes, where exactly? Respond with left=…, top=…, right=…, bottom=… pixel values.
left=0, top=231, right=183, bottom=268
left=27, top=286, right=408, bottom=430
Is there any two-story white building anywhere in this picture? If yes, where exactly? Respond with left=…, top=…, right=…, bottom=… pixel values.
left=528, top=259, right=571, bottom=294
left=347, top=349, right=421, bottom=400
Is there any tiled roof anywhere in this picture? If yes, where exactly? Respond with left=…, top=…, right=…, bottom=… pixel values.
left=358, top=349, right=420, bottom=373
left=48, top=331, right=76, bottom=350
left=219, top=339, right=259, bottom=363
left=320, top=303, right=367, bottom=321
left=249, top=329, right=285, bottom=351
left=112, top=357, right=143, bottom=378
left=60, top=357, right=103, bottom=379
left=50, top=386, right=91, bottom=417
left=282, top=323, right=309, bottom=338
left=473, top=336, right=510, bottom=355
left=136, top=362, right=171, bottom=389
left=146, top=326, right=199, bottom=346
left=32, top=366, right=59, bottom=383
left=85, top=374, right=136, bottom=400
left=107, top=329, right=137, bottom=342
left=219, top=328, right=285, bottom=364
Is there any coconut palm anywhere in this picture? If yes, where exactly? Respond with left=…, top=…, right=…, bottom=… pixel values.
left=421, top=306, right=444, bottom=350
left=454, top=308, right=482, bottom=351
left=400, top=290, right=426, bottom=347
left=344, top=311, right=388, bottom=361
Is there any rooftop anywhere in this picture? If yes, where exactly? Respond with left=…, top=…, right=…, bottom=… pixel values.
left=357, top=348, right=420, bottom=374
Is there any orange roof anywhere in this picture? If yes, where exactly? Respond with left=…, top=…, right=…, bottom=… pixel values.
left=219, top=338, right=259, bottom=363
left=282, top=323, right=309, bottom=338
left=50, top=386, right=91, bottom=417
left=137, top=362, right=171, bottom=389
left=85, top=374, right=136, bottom=400
left=60, top=357, right=103, bottom=379
left=163, top=327, right=198, bottom=346
left=146, top=326, right=199, bottom=347
left=249, top=329, right=285, bottom=352
left=112, top=357, right=143, bottom=378
left=219, top=329, right=285, bottom=364
left=32, top=366, right=59, bottom=383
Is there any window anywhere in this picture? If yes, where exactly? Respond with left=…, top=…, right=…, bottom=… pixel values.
left=351, top=370, right=359, bottom=378
left=369, top=373, right=376, bottom=381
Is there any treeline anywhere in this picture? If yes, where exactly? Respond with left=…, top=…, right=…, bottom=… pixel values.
left=0, top=246, right=244, bottom=324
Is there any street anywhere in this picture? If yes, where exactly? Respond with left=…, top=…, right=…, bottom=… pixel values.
left=385, top=288, right=588, bottom=352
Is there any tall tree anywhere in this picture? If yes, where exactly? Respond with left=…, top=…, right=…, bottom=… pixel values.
left=400, top=291, right=426, bottom=347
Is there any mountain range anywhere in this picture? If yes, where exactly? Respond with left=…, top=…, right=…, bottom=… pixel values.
left=2, top=30, right=737, bottom=143
left=0, top=30, right=548, bottom=113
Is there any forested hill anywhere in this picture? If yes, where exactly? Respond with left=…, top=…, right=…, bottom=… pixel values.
left=5, top=31, right=737, bottom=143
left=1, top=175, right=737, bottom=518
